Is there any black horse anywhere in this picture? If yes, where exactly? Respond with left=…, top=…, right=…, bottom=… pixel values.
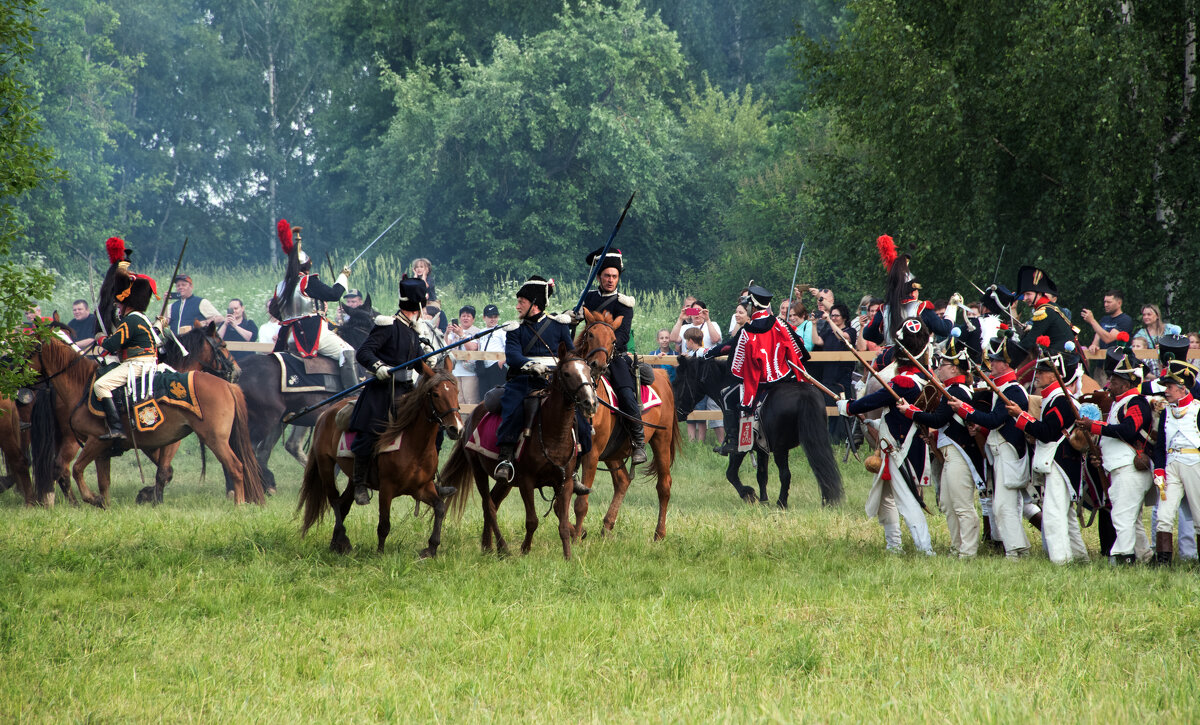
left=672, top=355, right=843, bottom=508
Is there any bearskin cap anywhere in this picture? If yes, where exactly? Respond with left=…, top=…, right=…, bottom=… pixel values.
left=585, top=247, right=623, bottom=274
left=516, top=275, right=555, bottom=311
left=397, top=275, right=428, bottom=313
left=123, top=277, right=154, bottom=313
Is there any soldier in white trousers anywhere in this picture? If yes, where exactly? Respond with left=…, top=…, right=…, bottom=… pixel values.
left=1150, top=349, right=1200, bottom=565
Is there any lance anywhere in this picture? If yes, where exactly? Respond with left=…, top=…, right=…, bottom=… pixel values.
left=282, top=321, right=518, bottom=424
left=785, top=241, right=806, bottom=318
left=347, top=213, right=405, bottom=270
left=992, top=243, right=1006, bottom=285
left=573, top=192, right=636, bottom=314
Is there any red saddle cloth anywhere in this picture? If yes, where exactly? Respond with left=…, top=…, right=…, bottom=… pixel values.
left=598, top=376, right=662, bottom=410
left=465, top=411, right=526, bottom=461
left=336, top=431, right=403, bottom=458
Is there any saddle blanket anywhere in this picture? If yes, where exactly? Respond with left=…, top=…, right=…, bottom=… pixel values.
left=87, top=368, right=202, bottom=430
left=598, top=376, right=662, bottom=410
left=336, top=431, right=403, bottom=458
left=465, top=411, right=529, bottom=461
left=274, top=352, right=340, bottom=394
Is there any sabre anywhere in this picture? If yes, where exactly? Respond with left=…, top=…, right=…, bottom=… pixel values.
left=347, top=213, right=405, bottom=270
left=573, top=192, right=636, bottom=314
left=785, top=241, right=806, bottom=319
left=281, top=321, right=519, bottom=424
left=992, top=243, right=1006, bottom=285
left=958, top=268, right=1025, bottom=330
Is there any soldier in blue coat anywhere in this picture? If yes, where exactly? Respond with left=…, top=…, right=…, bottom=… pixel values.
left=495, top=276, right=590, bottom=494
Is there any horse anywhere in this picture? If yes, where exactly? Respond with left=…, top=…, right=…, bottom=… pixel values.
left=672, top=354, right=843, bottom=508
left=0, top=395, right=35, bottom=504
left=298, top=358, right=463, bottom=556
left=570, top=309, right=681, bottom=540
left=443, top=345, right=597, bottom=559
left=27, top=336, right=264, bottom=507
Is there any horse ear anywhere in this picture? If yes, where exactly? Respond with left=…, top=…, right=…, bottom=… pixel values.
left=558, top=340, right=570, bottom=360
left=52, top=310, right=61, bottom=323
left=611, top=315, right=624, bottom=330
left=207, top=323, right=220, bottom=337
left=442, top=354, right=454, bottom=373
left=583, top=308, right=594, bottom=323
left=420, top=360, right=435, bottom=378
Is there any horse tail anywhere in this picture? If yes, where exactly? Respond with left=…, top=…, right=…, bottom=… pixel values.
left=30, top=387, right=59, bottom=500
left=297, top=440, right=330, bottom=537
left=797, top=385, right=844, bottom=506
left=199, top=443, right=207, bottom=483
left=228, top=385, right=266, bottom=504
left=442, top=413, right=479, bottom=522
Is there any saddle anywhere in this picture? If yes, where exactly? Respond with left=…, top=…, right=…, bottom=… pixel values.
left=87, top=367, right=202, bottom=433
left=273, top=351, right=341, bottom=394
left=467, top=390, right=556, bottom=462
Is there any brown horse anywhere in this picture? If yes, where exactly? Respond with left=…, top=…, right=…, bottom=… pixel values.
left=27, top=336, right=264, bottom=507
left=571, top=310, right=681, bottom=540
left=444, top=345, right=597, bottom=559
left=298, top=358, right=463, bottom=556
left=0, top=395, right=35, bottom=504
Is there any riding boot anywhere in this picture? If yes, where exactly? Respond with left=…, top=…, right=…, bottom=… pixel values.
left=339, top=360, right=359, bottom=391
left=1154, top=532, right=1174, bottom=566
left=351, top=450, right=372, bottom=506
left=571, top=471, right=591, bottom=497
left=495, top=443, right=516, bottom=484
left=1109, top=553, right=1137, bottom=566
left=714, top=407, right=740, bottom=456
left=99, top=398, right=127, bottom=440
left=629, top=421, right=647, bottom=465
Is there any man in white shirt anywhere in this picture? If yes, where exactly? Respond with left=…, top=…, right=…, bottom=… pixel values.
left=445, top=305, right=482, bottom=404
left=476, top=304, right=507, bottom=392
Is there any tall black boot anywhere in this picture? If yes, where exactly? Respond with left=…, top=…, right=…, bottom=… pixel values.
left=714, top=407, right=740, bottom=456
left=629, top=420, right=646, bottom=465
left=494, top=443, right=516, bottom=484
left=351, top=450, right=372, bottom=506
left=339, top=360, right=359, bottom=391
left=99, top=398, right=126, bottom=440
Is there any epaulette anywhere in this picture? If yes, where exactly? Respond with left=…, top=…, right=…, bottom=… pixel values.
left=617, top=293, right=635, bottom=308
left=1031, top=308, right=1047, bottom=322
left=550, top=312, right=573, bottom=324
left=916, top=300, right=933, bottom=314
left=373, top=314, right=394, bottom=327
left=893, top=374, right=918, bottom=389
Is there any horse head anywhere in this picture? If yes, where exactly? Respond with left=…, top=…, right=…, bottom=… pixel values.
left=421, top=357, right=464, bottom=440
left=575, top=308, right=622, bottom=378
left=173, top=325, right=240, bottom=382
left=555, top=341, right=597, bottom=418
left=672, top=354, right=702, bottom=420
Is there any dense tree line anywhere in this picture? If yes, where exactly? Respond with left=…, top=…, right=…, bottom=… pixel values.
left=5, top=0, right=1199, bottom=329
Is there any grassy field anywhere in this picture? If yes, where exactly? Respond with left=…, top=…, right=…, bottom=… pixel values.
left=3, top=433, right=1199, bottom=723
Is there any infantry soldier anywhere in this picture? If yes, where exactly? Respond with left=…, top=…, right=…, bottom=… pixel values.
left=575, top=248, right=645, bottom=464
left=270, top=219, right=358, bottom=392
left=1015, top=265, right=1078, bottom=356
left=494, top=277, right=570, bottom=483
left=92, top=275, right=161, bottom=440
left=901, top=336, right=984, bottom=558
left=954, top=328, right=1035, bottom=558
left=1077, top=335, right=1153, bottom=564
left=1008, top=344, right=1088, bottom=564
left=345, top=276, right=427, bottom=506
left=1150, top=351, right=1200, bottom=565
left=838, top=317, right=936, bottom=555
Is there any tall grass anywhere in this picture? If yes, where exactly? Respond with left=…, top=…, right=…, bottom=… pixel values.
left=2, top=435, right=1198, bottom=721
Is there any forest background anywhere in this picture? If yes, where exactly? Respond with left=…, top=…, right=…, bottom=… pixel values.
left=2, top=0, right=1198, bottom=382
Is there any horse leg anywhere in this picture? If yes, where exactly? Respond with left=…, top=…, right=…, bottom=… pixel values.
left=600, top=463, right=632, bottom=536
left=95, top=453, right=115, bottom=508
left=725, top=452, right=756, bottom=503
left=572, top=450, right=602, bottom=543
left=251, top=422, right=284, bottom=497
left=330, top=484, right=355, bottom=554
left=70, top=439, right=104, bottom=508
left=376, top=485, right=395, bottom=554
left=756, top=448, right=771, bottom=505
left=417, top=482, right=447, bottom=559
left=206, top=433, right=249, bottom=505
left=517, top=484, right=538, bottom=555
left=490, top=479, right=516, bottom=555
left=650, top=436, right=673, bottom=542
left=284, top=425, right=309, bottom=467
left=556, top=485, right=573, bottom=561
left=775, top=449, right=792, bottom=509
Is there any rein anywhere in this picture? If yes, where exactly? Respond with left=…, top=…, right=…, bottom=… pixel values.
left=580, top=320, right=617, bottom=368
left=424, top=383, right=460, bottom=429
left=534, top=360, right=591, bottom=491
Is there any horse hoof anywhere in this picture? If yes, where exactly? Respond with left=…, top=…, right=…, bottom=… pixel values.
left=136, top=488, right=152, bottom=504
left=419, top=547, right=437, bottom=559
left=776, top=499, right=788, bottom=510
left=264, top=485, right=277, bottom=497
left=580, top=528, right=588, bottom=541
left=330, top=539, right=352, bottom=554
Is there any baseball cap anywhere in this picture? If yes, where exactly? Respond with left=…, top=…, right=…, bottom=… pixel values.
left=173, top=274, right=192, bottom=284
left=483, top=304, right=500, bottom=317
left=344, top=288, right=362, bottom=299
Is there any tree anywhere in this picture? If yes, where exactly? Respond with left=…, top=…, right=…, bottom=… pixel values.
left=0, top=0, right=60, bottom=396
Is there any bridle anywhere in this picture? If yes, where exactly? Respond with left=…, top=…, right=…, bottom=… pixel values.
left=579, top=320, right=616, bottom=371
left=198, top=333, right=238, bottom=380
left=534, top=358, right=595, bottom=488
left=424, top=379, right=461, bottom=431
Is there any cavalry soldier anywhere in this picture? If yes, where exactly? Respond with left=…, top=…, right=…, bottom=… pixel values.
left=575, top=248, right=645, bottom=464
left=270, top=219, right=358, bottom=392
left=862, top=234, right=956, bottom=367
left=1150, top=353, right=1200, bottom=565
left=1077, top=336, right=1153, bottom=564
left=953, top=329, right=1035, bottom=558
left=1015, top=265, right=1077, bottom=356
left=837, top=317, right=936, bottom=555
left=708, top=285, right=809, bottom=455
left=1008, top=347, right=1089, bottom=564
left=345, top=276, right=427, bottom=506
left=901, top=336, right=983, bottom=558
left=494, top=276, right=589, bottom=495
left=97, top=236, right=132, bottom=339
left=92, top=275, right=162, bottom=440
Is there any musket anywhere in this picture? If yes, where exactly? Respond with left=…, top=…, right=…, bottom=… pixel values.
left=158, top=236, right=190, bottom=322
left=787, top=359, right=841, bottom=401
left=897, top=345, right=953, bottom=402
left=573, top=192, right=636, bottom=314
left=347, top=213, right=405, bottom=270
left=968, top=358, right=1014, bottom=408
left=828, top=321, right=902, bottom=403
left=785, top=241, right=806, bottom=318
left=281, top=321, right=518, bottom=424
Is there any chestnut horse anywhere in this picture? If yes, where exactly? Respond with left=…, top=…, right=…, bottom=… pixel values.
left=0, top=395, right=35, bottom=504
left=298, top=358, right=464, bottom=557
left=570, top=309, right=680, bottom=540
left=27, top=336, right=264, bottom=507
left=444, top=346, right=597, bottom=559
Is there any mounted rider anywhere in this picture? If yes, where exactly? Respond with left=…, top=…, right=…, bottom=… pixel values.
left=1015, top=265, right=1078, bottom=356
left=862, top=235, right=956, bottom=367
left=96, top=237, right=159, bottom=351
left=495, top=276, right=590, bottom=494
left=269, top=219, right=358, bottom=392
left=92, top=274, right=163, bottom=440
left=575, top=247, right=646, bottom=464
left=346, top=276, right=428, bottom=506
left=707, top=285, right=810, bottom=455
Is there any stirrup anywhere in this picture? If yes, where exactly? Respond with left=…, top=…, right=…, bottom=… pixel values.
left=353, top=484, right=371, bottom=506
left=494, top=459, right=515, bottom=483
left=571, top=473, right=591, bottom=497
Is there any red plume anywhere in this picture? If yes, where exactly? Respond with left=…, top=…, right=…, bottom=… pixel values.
left=876, top=235, right=897, bottom=270
left=999, top=323, right=1009, bottom=330
left=105, top=237, right=125, bottom=265
left=1117, top=331, right=1130, bottom=343
left=277, top=219, right=294, bottom=254
left=1036, top=335, right=1051, bottom=347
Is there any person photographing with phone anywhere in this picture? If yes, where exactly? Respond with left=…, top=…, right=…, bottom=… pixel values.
left=217, top=298, right=258, bottom=361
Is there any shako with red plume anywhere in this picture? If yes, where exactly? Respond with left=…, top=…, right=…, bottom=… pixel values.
left=277, top=219, right=295, bottom=255
left=106, top=237, right=126, bottom=265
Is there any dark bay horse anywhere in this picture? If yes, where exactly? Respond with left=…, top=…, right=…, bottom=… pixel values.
left=673, top=355, right=843, bottom=508
left=444, top=346, right=597, bottom=559
left=28, top=337, right=264, bottom=507
left=298, top=358, right=463, bottom=557
left=571, top=309, right=681, bottom=541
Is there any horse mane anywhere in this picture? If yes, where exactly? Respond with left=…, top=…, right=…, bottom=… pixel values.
left=161, top=327, right=211, bottom=368
left=40, top=335, right=97, bottom=387
left=375, top=367, right=457, bottom=447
